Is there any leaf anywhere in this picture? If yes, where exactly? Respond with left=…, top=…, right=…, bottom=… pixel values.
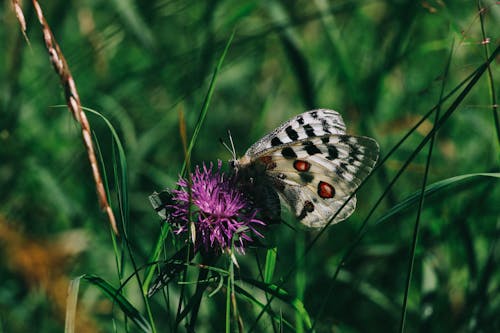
left=65, top=276, right=82, bottom=333
left=239, top=278, right=313, bottom=329
left=264, top=247, right=277, bottom=284
left=146, top=244, right=194, bottom=297
left=82, top=275, right=152, bottom=333
left=375, top=173, right=500, bottom=225
left=180, top=30, right=235, bottom=176
left=234, top=284, right=294, bottom=331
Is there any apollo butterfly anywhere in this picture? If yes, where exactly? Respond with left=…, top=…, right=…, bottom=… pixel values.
left=231, top=109, right=379, bottom=227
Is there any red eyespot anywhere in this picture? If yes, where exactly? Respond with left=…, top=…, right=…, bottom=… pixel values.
left=259, top=156, right=273, bottom=164
left=259, top=156, right=277, bottom=170
left=318, top=181, right=335, bottom=199
left=293, top=160, right=311, bottom=172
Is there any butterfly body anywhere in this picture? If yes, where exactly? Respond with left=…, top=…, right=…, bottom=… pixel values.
left=232, top=109, right=379, bottom=228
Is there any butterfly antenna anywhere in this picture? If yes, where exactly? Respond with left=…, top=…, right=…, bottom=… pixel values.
left=227, top=129, right=237, bottom=160
left=219, top=137, right=233, bottom=155
left=220, top=134, right=237, bottom=161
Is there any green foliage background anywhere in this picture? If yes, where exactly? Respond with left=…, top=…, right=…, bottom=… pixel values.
left=1, top=1, right=499, bottom=332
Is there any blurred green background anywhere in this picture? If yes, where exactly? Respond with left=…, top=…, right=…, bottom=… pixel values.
left=1, top=0, right=499, bottom=332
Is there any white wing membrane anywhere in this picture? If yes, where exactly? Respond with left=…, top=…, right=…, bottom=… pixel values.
left=246, top=109, right=346, bottom=156
left=279, top=185, right=357, bottom=227
left=236, top=109, right=379, bottom=228
left=266, top=135, right=378, bottom=226
left=267, top=135, right=378, bottom=195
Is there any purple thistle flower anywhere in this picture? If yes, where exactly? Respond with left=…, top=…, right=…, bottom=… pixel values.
left=169, top=160, right=265, bottom=253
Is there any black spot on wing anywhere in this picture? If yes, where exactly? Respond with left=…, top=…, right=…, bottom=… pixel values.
left=309, top=111, right=318, bottom=118
left=335, top=163, right=346, bottom=178
left=303, top=124, right=315, bottom=137
left=271, top=137, right=283, bottom=147
left=321, top=119, right=332, bottom=134
left=327, top=145, right=339, bottom=160
left=285, top=126, right=299, bottom=141
left=339, top=135, right=349, bottom=143
left=349, top=144, right=362, bottom=159
left=298, top=200, right=315, bottom=220
left=303, top=141, right=321, bottom=155
left=297, top=116, right=304, bottom=125
left=281, top=147, right=297, bottom=159
left=336, top=162, right=348, bottom=177
left=321, top=137, right=330, bottom=144
left=299, top=172, right=314, bottom=184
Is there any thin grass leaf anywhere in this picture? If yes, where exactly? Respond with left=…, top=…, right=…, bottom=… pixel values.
left=375, top=173, right=500, bottom=225
left=82, top=275, right=152, bottom=333
left=295, top=231, right=306, bottom=333
left=336, top=270, right=399, bottom=317
left=85, top=107, right=128, bottom=231
left=234, top=284, right=294, bottom=331
left=400, top=40, right=454, bottom=332
left=109, top=0, right=154, bottom=48
left=263, top=247, right=277, bottom=284
left=178, top=255, right=219, bottom=329
left=266, top=2, right=316, bottom=108
left=226, top=267, right=231, bottom=333
left=313, top=0, right=355, bottom=94
left=64, top=276, right=82, bottom=333
left=142, top=223, right=171, bottom=294
left=476, top=1, right=499, bottom=143
left=241, top=278, right=313, bottom=331
left=91, top=134, right=124, bottom=277
left=180, top=30, right=235, bottom=177
left=86, top=108, right=158, bottom=331
left=146, top=244, right=194, bottom=297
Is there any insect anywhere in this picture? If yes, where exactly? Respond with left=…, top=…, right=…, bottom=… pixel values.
left=230, top=109, right=379, bottom=228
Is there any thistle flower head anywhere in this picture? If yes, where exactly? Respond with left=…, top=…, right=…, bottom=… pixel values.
left=169, top=161, right=264, bottom=253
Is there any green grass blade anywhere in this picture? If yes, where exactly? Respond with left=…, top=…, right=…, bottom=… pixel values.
left=91, top=131, right=124, bottom=277
left=375, top=173, right=500, bottom=225
left=109, top=0, right=154, bottom=48
left=143, top=31, right=235, bottom=305
left=142, top=223, right=170, bottom=295
left=399, top=42, right=453, bottom=332
left=226, top=257, right=232, bottom=333
left=242, top=278, right=313, bottom=332
left=86, top=107, right=156, bottom=332
left=234, top=285, right=294, bottom=331
left=263, top=247, right=277, bottom=284
left=295, top=232, right=305, bottom=333
left=83, top=275, right=152, bottom=333
left=85, top=107, right=128, bottom=233
left=476, top=1, right=499, bottom=144
left=180, top=30, right=235, bottom=177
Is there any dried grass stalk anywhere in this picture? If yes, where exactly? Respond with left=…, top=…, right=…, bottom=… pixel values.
left=12, top=0, right=119, bottom=235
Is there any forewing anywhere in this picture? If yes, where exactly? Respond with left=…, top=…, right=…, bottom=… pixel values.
left=258, top=135, right=379, bottom=227
left=245, top=109, right=346, bottom=156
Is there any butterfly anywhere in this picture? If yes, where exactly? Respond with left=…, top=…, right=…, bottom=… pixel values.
left=231, top=109, right=379, bottom=228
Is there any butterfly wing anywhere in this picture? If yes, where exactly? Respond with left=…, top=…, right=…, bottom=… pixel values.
left=261, top=135, right=379, bottom=227
left=238, top=109, right=379, bottom=228
left=245, top=109, right=347, bottom=156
